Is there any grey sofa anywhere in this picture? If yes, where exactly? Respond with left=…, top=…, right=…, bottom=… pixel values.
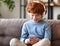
left=0, top=19, right=60, bottom=46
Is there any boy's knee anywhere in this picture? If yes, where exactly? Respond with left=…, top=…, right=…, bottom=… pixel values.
left=10, top=38, right=20, bottom=46
left=40, top=38, right=51, bottom=46
left=42, top=38, right=51, bottom=44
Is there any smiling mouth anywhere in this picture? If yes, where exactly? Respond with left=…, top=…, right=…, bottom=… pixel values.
left=34, top=19, right=37, bottom=21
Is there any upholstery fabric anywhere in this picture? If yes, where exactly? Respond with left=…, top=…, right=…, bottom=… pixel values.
left=48, top=20, right=60, bottom=40
left=48, top=20, right=60, bottom=46
left=0, top=19, right=27, bottom=46
left=0, top=19, right=60, bottom=46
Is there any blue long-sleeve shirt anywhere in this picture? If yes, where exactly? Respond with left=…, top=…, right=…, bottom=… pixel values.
left=20, top=20, right=51, bottom=42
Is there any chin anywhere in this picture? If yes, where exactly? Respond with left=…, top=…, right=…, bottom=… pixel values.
left=34, top=20, right=39, bottom=22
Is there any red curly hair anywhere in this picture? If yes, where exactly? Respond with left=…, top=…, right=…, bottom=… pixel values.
left=26, top=1, right=45, bottom=15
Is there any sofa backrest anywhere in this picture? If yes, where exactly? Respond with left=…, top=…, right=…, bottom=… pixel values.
left=48, top=20, right=60, bottom=46
left=0, top=19, right=28, bottom=46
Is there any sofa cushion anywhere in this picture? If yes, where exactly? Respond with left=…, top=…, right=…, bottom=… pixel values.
left=52, top=40, right=60, bottom=46
left=2, top=36, right=13, bottom=46
left=0, top=37, right=3, bottom=46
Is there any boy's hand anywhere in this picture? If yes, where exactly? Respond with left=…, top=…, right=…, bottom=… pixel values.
left=29, top=36, right=40, bottom=44
left=24, top=39, right=30, bottom=44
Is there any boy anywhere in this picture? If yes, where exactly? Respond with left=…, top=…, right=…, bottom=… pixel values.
left=10, top=1, right=51, bottom=46
left=20, top=1, right=51, bottom=46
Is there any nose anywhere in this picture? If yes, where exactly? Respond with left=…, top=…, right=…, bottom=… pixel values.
left=33, top=15, right=37, bottom=21
left=33, top=15, right=36, bottom=19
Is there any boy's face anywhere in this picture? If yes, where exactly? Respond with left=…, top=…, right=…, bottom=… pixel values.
left=30, top=13, right=43, bottom=22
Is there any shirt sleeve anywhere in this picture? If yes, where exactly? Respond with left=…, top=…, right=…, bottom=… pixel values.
left=20, top=23, right=29, bottom=42
left=44, top=23, right=51, bottom=40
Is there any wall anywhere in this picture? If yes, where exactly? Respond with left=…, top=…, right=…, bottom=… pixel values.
left=53, top=7, right=60, bottom=20
left=0, top=0, right=20, bottom=19
left=0, top=0, right=60, bottom=19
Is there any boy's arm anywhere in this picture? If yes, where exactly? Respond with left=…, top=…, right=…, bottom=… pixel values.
left=44, top=23, right=51, bottom=40
left=20, top=23, right=29, bottom=42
